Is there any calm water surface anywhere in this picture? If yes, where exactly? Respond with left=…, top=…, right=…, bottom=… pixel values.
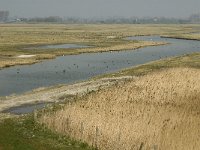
left=0, top=36, right=200, bottom=97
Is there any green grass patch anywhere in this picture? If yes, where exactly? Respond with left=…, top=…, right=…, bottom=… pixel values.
left=0, top=115, right=94, bottom=150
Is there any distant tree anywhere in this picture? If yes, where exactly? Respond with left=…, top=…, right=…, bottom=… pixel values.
left=0, top=10, right=9, bottom=22
left=44, top=16, right=63, bottom=22
left=29, top=16, right=63, bottom=23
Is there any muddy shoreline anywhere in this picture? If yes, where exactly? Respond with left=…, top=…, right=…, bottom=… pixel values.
left=0, top=76, right=134, bottom=114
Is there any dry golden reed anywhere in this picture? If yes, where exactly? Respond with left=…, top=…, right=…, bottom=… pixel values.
left=38, top=68, right=200, bottom=150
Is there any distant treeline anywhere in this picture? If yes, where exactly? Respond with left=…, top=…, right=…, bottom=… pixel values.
left=27, top=16, right=63, bottom=23
left=18, top=15, right=200, bottom=24
left=1, top=10, right=200, bottom=24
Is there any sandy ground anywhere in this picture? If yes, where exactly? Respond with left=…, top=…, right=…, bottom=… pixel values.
left=17, top=55, right=36, bottom=58
left=0, top=76, right=134, bottom=112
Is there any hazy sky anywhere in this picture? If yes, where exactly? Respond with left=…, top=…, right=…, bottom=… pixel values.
left=0, top=0, right=200, bottom=18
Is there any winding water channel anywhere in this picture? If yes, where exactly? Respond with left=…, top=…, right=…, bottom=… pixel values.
left=0, top=36, right=200, bottom=97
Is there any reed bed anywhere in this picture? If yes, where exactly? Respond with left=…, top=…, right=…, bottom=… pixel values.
left=38, top=68, right=200, bottom=150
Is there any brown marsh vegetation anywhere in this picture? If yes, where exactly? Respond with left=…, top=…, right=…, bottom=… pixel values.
left=38, top=67, right=200, bottom=150
left=162, top=33, right=200, bottom=41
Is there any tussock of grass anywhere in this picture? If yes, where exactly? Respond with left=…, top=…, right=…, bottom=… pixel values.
left=38, top=68, right=200, bottom=150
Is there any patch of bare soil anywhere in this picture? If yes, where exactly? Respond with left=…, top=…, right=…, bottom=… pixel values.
left=17, top=55, right=36, bottom=58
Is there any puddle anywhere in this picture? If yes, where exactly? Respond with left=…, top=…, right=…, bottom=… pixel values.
left=2, top=103, right=47, bottom=115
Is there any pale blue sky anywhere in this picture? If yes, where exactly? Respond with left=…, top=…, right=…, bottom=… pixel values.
left=0, top=0, right=200, bottom=18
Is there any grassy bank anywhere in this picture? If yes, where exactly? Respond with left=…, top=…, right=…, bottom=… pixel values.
left=161, top=24, right=200, bottom=40
left=0, top=114, right=94, bottom=150
left=161, top=33, right=200, bottom=41
left=0, top=24, right=199, bottom=68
